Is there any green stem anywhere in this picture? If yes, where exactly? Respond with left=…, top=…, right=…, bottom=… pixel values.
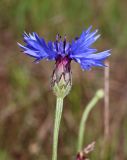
left=77, top=89, right=104, bottom=152
left=52, top=97, right=64, bottom=160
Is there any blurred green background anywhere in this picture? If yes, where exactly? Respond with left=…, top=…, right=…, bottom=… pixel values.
left=0, top=0, right=127, bottom=159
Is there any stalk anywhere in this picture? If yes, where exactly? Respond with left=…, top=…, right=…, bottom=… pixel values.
left=52, top=98, right=64, bottom=160
left=77, top=89, right=104, bottom=151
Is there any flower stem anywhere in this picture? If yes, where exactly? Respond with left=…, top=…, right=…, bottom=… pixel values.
left=52, top=97, right=63, bottom=160
left=77, top=89, right=104, bottom=152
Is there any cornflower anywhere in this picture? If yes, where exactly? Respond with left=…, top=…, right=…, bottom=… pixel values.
left=18, top=26, right=111, bottom=160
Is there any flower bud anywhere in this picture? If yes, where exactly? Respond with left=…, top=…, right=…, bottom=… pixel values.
left=51, top=56, right=72, bottom=98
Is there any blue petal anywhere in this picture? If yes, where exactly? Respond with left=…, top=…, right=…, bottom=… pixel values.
left=17, top=43, right=41, bottom=58
left=69, top=48, right=97, bottom=59
left=70, top=26, right=100, bottom=56
left=80, top=50, right=111, bottom=70
left=18, top=32, right=57, bottom=61
left=85, top=50, right=111, bottom=60
left=81, top=59, right=106, bottom=70
left=69, top=26, right=111, bottom=70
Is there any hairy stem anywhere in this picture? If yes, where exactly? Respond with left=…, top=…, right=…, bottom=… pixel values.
left=52, top=98, right=63, bottom=160
left=77, top=89, right=104, bottom=151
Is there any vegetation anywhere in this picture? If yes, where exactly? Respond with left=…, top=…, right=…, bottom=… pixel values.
left=0, top=0, right=127, bottom=159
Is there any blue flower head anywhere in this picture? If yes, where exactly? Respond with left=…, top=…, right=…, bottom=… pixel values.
left=18, top=26, right=111, bottom=97
left=18, top=26, right=110, bottom=70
